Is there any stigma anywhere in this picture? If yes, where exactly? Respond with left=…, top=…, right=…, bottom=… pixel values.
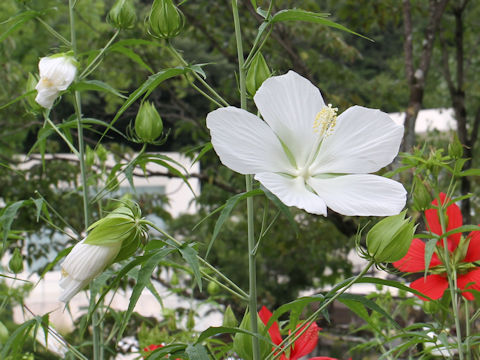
left=313, top=104, right=338, bottom=137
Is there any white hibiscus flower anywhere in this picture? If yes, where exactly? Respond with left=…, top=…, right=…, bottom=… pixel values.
left=206, top=71, right=406, bottom=216
left=35, top=55, right=77, bottom=109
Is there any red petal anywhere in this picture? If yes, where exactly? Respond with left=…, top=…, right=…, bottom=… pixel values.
left=289, top=322, right=319, bottom=360
left=393, top=238, right=441, bottom=272
left=309, top=358, right=339, bottom=360
left=464, top=231, right=480, bottom=263
left=259, top=306, right=283, bottom=346
left=425, top=193, right=462, bottom=251
left=457, top=269, right=480, bottom=300
left=410, top=274, right=449, bottom=301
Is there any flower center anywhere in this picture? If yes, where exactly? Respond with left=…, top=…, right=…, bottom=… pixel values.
left=294, top=166, right=310, bottom=179
left=40, top=77, right=54, bottom=87
left=313, top=103, right=338, bottom=137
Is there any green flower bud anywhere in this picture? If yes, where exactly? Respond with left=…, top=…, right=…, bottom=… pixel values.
left=148, top=0, right=184, bottom=39
left=423, top=300, right=438, bottom=314
left=246, top=52, right=270, bottom=96
left=107, top=0, right=136, bottom=30
left=222, top=306, right=237, bottom=328
left=9, top=248, right=23, bottom=274
left=170, top=271, right=179, bottom=285
left=207, top=280, right=220, bottom=295
left=135, top=102, right=163, bottom=143
left=412, top=178, right=431, bottom=212
left=0, top=321, right=9, bottom=344
left=448, top=134, right=464, bottom=159
left=366, top=210, right=416, bottom=263
left=85, top=146, right=95, bottom=167
left=233, top=312, right=271, bottom=360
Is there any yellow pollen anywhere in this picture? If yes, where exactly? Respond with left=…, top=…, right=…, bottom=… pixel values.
left=313, top=103, right=338, bottom=136
left=61, top=268, right=69, bottom=277
left=40, top=77, right=54, bottom=87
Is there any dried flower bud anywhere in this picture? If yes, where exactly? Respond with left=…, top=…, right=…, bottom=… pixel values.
left=148, top=0, right=184, bottom=39
left=9, top=248, right=23, bottom=274
left=135, top=101, right=163, bottom=143
left=107, top=0, right=136, bottom=29
left=366, top=210, right=416, bottom=263
left=246, top=52, right=270, bottom=96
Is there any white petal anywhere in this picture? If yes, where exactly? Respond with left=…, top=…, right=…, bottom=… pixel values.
left=35, top=87, right=59, bottom=109
left=255, top=172, right=327, bottom=215
left=254, top=71, right=325, bottom=167
left=308, top=174, right=406, bottom=216
left=311, top=106, right=404, bottom=174
left=207, top=106, right=291, bottom=174
left=59, top=277, right=87, bottom=303
left=61, top=239, right=120, bottom=282
left=38, top=56, right=76, bottom=90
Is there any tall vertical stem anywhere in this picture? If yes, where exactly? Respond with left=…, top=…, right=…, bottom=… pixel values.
left=69, top=1, right=100, bottom=359
left=231, top=1, right=260, bottom=359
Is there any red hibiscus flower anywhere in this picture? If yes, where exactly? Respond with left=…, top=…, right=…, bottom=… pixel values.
left=393, top=193, right=480, bottom=301
left=259, top=306, right=347, bottom=360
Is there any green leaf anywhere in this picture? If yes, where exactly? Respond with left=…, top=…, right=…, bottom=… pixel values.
left=338, top=293, right=399, bottom=328
left=0, top=10, right=39, bottom=43
left=185, top=344, right=209, bottom=360
left=101, top=67, right=186, bottom=142
left=442, top=225, right=480, bottom=238
left=119, top=248, right=174, bottom=338
left=271, top=9, right=371, bottom=40
left=72, top=80, right=128, bottom=99
left=0, top=318, right=36, bottom=358
left=191, top=142, right=212, bottom=166
left=338, top=298, right=381, bottom=332
left=424, top=238, right=438, bottom=277
left=145, top=343, right=187, bottom=359
left=109, top=44, right=154, bottom=74
left=1, top=200, right=25, bottom=248
left=459, top=168, right=480, bottom=177
left=32, top=197, right=44, bottom=222
left=0, top=90, right=36, bottom=110
left=206, top=189, right=264, bottom=258
left=179, top=244, right=202, bottom=291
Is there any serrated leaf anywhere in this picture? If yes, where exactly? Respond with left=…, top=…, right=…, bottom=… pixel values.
left=72, top=80, right=128, bottom=99
left=185, top=344, right=209, bottom=360
left=119, top=248, right=174, bottom=338
left=179, top=244, right=202, bottom=291
left=206, top=189, right=264, bottom=258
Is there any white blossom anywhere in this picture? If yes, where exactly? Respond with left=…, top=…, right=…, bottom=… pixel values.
left=207, top=71, right=406, bottom=216
left=59, top=239, right=121, bottom=302
left=35, top=55, right=77, bottom=109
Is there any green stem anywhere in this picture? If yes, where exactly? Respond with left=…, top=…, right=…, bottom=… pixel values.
left=437, top=197, right=464, bottom=360
left=35, top=16, right=71, bottom=46
left=231, top=1, right=260, bottom=360
left=465, top=298, right=471, bottom=360
left=43, top=113, right=80, bottom=157
left=267, top=260, right=374, bottom=360
left=69, top=1, right=99, bottom=359
left=80, top=29, right=120, bottom=79
left=166, top=43, right=229, bottom=107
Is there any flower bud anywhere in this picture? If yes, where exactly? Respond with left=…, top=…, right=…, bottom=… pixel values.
left=148, top=0, right=184, bottom=39
left=233, top=312, right=271, bottom=360
left=135, top=102, right=163, bottom=143
left=207, top=280, right=220, bottom=295
left=9, top=248, right=23, bottom=274
left=448, top=134, right=464, bottom=159
left=0, top=322, right=8, bottom=344
left=59, top=202, right=147, bottom=302
left=186, top=310, right=195, bottom=330
left=366, top=210, right=416, bottom=263
left=35, top=53, right=77, bottom=109
left=222, top=306, right=237, bottom=328
left=107, top=0, right=136, bottom=30
left=246, top=52, right=270, bottom=96
left=412, top=178, right=431, bottom=212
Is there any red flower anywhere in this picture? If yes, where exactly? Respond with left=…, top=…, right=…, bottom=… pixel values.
left=259, top=306, right=340, bottom=360
left=393, top=193, right=480, bottom=301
